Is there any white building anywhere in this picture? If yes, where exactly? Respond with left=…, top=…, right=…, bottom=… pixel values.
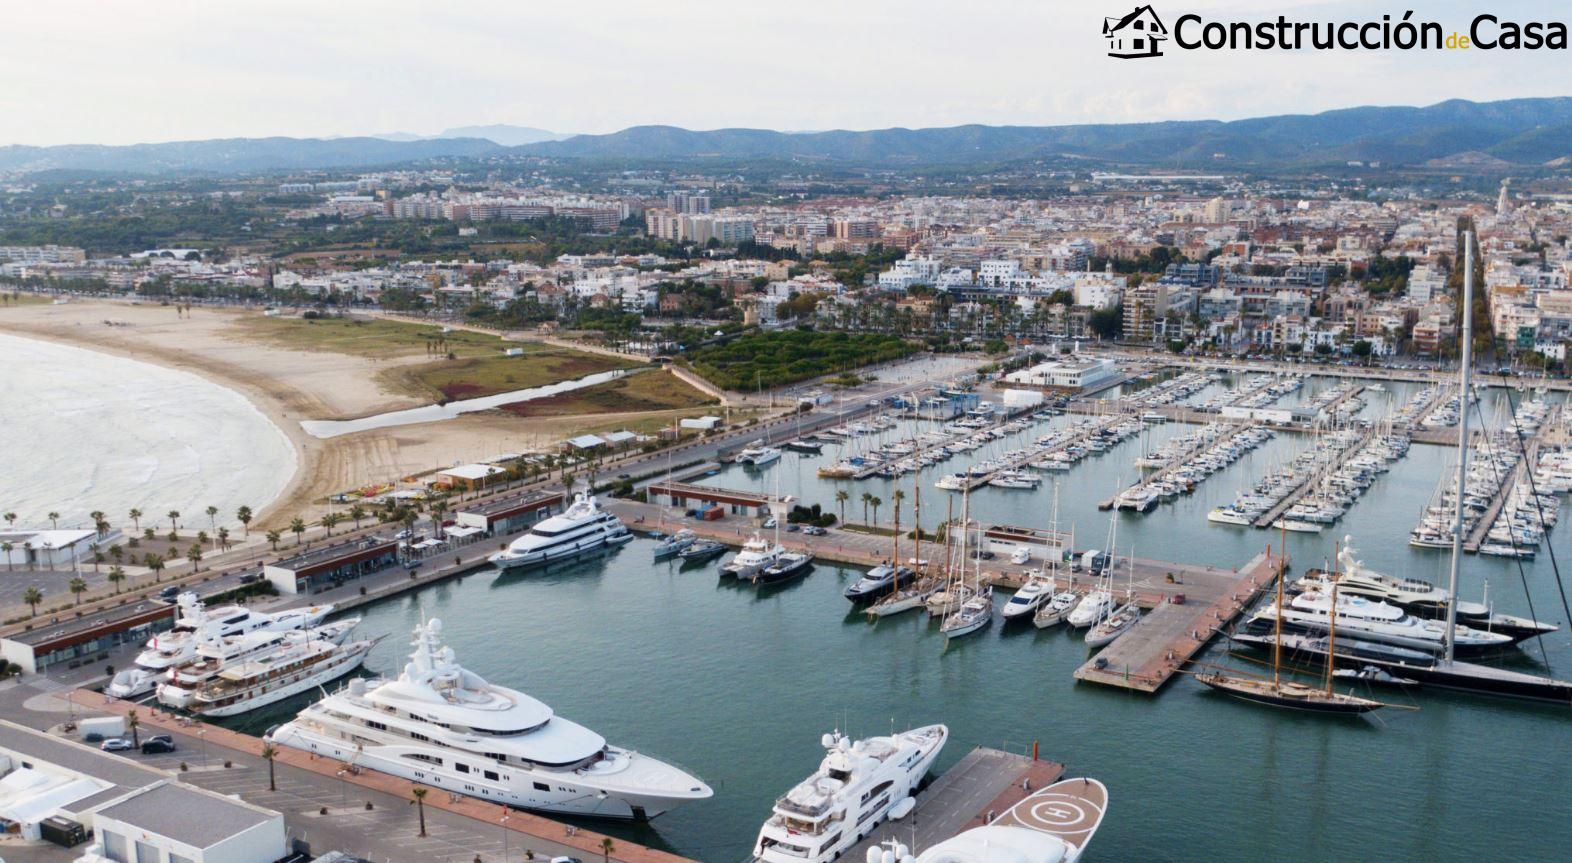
left=877, top=256, right=942, bottom=290
left=0, top=529, right=107, bottom=569
left=1002, top=357, right=1120, bottom=390
left=87, top=781, right=286, bottom=863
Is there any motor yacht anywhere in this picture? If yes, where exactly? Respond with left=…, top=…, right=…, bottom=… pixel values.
left=751, top=726, right=947, bottom=863
left=268, top=618, right=712, bottom=820
left=187, top=629, right=378, bottom=718
left=1000, top=575, right=1052, bottom=620
left=107, top=593, right=334, bottom=699
left=1033, top=590, right=1082, bottom=629
left=157, top=618, right=361, bottom=710
left=489, top=493, right=631, bottom=570
left=652, top=528, right=697, bottom=558
left=1065, top=590, right=1114, bottom=629
left=844, top=562, right=916, bottom=603
left=723, top=533, right=785, bottom=579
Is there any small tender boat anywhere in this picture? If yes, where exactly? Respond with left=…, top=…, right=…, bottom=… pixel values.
left=677, top=540, right=728, bottom=562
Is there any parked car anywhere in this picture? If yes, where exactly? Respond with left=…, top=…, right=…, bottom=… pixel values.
left=761, top=517, right=778, bottom=529
left=803, top=525, right=827, bottom=536
left=157, top=586, right=181, bottom=603
left=141, top=736, right=176, bottom=754
left=239, top=573, right=262, bottom=585
left=100, top=738, right=135, bottom=752
left=785, top=523, right=800, bottom=532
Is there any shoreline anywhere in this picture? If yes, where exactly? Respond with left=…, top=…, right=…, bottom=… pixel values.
left=0, top=323, right=316, bottom=527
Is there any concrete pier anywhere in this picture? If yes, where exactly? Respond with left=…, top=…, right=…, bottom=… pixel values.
left=1071, top=549, right=1283, bottom=694
left=840, top=747, right=1063, bottom=862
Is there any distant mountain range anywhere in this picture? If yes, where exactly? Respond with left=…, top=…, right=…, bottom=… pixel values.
left=368, top=125, right=569, bottom=147
left=3, top=98, right=1570, bottom=175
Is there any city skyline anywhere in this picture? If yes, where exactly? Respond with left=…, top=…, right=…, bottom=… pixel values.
left=5, top=0, right=1570, bottom=146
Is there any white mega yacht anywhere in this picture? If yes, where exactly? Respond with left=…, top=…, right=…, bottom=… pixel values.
left=187, top=629, right=379, bottom=718
left=723, top=533, right=785, bottom=579
left=267, top=618, right=712, bottom=821
left=108, top=593, right=334, bottom=699
left=156, top=618, right=361, bottom=709
left=752, top=726, right=948, bottom=863
left=488, top=493, right=632, bottom=570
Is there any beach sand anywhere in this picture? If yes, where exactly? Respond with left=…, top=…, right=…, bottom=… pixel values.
left=0, top=300, right=692, bottom=526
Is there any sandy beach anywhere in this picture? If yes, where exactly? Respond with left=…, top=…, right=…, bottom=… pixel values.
left=0, top=300, right=697, bottom=526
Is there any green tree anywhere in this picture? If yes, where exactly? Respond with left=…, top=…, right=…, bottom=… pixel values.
left=186, top=543, right=203, bottom=570
left=236, top=506, right=253, bottom=537
left=261, top=742, right=277, bottom=791
left=320, top=513, right=342, bottom=536
left=22, top=586, right=42, bottom=617
left=348, top=504, right=367, bottom=529
left=834, top=490, right=849, bottom=523
left=206, top=505, right=219, bottom=531
left=266, top=530, right=282, bottom=551
left=860, top=492, right=873, bottom=524
left=128, top=508, right=143, bottom=532
left=47, top=511, right=59, bottom=530
left=410, top=786, right=429, bottom=837
left=167, top=510, right=181, bottom=533
left=69, top=576, right=87, bottom=606
left=0, top=541, right=12, bottom=571
left=290, top=518, right=307, bottom=546
left=107, top=566, right=127, bottom=594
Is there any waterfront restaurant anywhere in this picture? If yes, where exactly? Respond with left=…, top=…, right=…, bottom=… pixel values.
left=262, top=538, right=400, bottom=595
left=0, top=600, right=178, bottom=674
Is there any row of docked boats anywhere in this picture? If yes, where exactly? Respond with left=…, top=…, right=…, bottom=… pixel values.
left=1270, top=425, right=1410, bottom=533
left=1207, top=421, right=1390, bottom=529
left=106, top=591, right=376, bottom=718
left=1117, top=370, right=1212, bottom=408
left=1115, top=423, right=1273, bottom=512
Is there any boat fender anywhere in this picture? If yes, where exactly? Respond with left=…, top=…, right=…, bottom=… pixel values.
left=888, top=796, right=917, bottom=820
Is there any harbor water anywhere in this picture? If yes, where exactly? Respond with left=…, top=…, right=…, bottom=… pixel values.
left=232, top=375, right=1572, bottom=862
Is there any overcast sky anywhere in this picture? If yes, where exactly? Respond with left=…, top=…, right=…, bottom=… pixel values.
left=3, top=0, right=1567, bottom=145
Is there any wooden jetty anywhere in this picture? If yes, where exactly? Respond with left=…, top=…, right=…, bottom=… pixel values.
left=1072, top=548, right=1282, bottom=694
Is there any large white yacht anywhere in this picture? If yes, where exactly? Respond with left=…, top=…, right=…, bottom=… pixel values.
left=752, top=726, right=948, bottom=863
left=912, top=777, right=1107, bottom=863
left=267, top=618, right=712, bottom=820
left=187, top=629, right=379, bottom=718
left=156, top=618, right=361, bottom=709
left=488, top=493, right=632, bottom=570
left=107, top=593, right=334, bottom=699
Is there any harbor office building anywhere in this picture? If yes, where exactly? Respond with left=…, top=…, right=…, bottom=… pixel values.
left=263, top=538, right=401, bottom=595
left=1002, top=358, right=1121, bottom=392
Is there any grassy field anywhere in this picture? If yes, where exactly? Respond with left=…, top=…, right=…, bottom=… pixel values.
left=687, top=329, right=918, bottom=390
left=234, top=314, right=506, bottom=360
left=0, top=292, right=53, bottom=307
left=395, top=346, right=641, bottom=401
left=498, top=368, right=716, bottom=418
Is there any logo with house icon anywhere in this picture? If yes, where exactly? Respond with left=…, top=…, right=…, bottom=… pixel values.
left=1104, top=6, right=1168, bottom=58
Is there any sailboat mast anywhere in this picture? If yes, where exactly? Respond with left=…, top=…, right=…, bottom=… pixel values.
left=912, top=483, right=923, bottom=577
left=1326, top=579, right=1340, bottom=696
left=1272, top=542, right=1283, bottom=689
left=1444, top=229, right=1475, bottom=664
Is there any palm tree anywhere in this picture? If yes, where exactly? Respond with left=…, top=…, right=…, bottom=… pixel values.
left=196, top=530, right=209, bottom=547
left=109, top=545, right=124, bottom=565
left=89, top=511, right=106, bottom=536
left=217, top=527, right=230, bottom=550
left=429, top=500, right=448, bottom=539
left=167, top=510, right=180, bottom=533
left=870, top=495, right=882, bottom=527
left=266, top=530, right=281, bottom=551
left=236, top=506, right=253, bottom=537
left=289, top=518, right=306, bottom=546
left=410, top=786, right=429, bottom=837
left=69, top=576, right=87, bottom=606
left=891, top=489, right=906, bottom=528
left=22, top=586, right=42, bottom=617
left=107, top=566, right=126, bottom=594
left=0, top=541, right=11, bottom=571
left=3, top=512, right=15, bottom=528
left=146, top=554, right=165, bottom=581
left=127, top=709, right=140, bottom=747
left=187, top=544, right=203, bottom=570
left=47, top=511, right=59, bottom=530
left=128, top=508, right=142, bottom=532
left=600, top=836, right=615, bottom=863
left=261, top=742, right=277, bottom=791
left=860, top=492, right=873, bottom=524
left=320, top=513, right=342, bottom=536
left=206, top=505, right=219, bottom=532
left=834, top=490, right=849, bottom=523
left=348, top=505, right=366, bottom=529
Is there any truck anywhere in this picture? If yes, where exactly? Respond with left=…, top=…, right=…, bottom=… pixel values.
left=79, top=716, right=126, bottom=742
